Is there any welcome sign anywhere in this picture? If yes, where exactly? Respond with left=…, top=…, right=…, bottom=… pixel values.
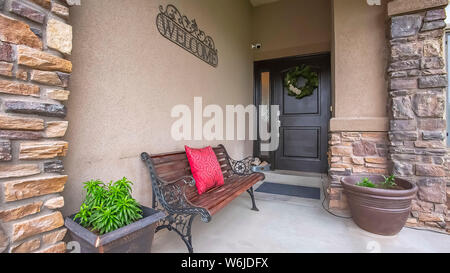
left=156, top=4, right=218, bottom=67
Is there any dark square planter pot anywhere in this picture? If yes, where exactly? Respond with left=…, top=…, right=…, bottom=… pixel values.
left=65, top=206, right=165, bottom=253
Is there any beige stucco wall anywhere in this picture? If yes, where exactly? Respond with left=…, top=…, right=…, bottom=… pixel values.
left=331, top=0, right=389, bottom=132
left=252, top=0, right=332, bottom=61
left=252, top=0, right=388, bottom=132
left=63, top=0, right=254, bottom=216
left=63, top=0, right=391, bottom=215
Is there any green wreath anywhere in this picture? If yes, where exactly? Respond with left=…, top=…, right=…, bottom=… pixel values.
left=284, top=65, right=319, bottom=100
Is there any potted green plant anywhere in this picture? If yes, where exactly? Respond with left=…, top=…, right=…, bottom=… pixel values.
left=341, top=175, right=417, bottom=236
left=65, top=177, right=165, bottom=253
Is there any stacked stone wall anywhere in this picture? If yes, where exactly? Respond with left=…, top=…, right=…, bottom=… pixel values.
left=388, top=7, right=448, bottom=232
left=328, top=0, right=449, bottom=233
left=328, top=132, right=389, bottom=211
left=0, top=0, right=75, bottom=253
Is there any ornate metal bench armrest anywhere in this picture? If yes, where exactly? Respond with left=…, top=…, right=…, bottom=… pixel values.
left=140, top=153, right=211, bottom=223
left=217, top=144, right=257, bottom=176
left=158, top=176, right=212, bottom=222
left=228, top=156, right=257, bottom=176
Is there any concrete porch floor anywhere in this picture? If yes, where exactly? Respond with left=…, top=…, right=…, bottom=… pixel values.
left=152, top=173, right=450, bottom=253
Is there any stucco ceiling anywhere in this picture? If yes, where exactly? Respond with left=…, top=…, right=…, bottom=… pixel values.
left=249, top=0, right=280, bottom=7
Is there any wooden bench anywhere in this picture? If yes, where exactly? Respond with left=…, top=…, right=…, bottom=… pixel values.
left=141, top=144, right=265, bottom=253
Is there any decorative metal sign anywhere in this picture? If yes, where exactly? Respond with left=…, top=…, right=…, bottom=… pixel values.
left=156, top=4, right=218, bottom=67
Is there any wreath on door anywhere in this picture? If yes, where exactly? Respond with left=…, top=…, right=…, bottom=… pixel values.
left=284, top=65, right=319, bottom=100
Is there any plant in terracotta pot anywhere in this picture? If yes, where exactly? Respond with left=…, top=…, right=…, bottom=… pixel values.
left=341, top=175, right=418, bottom=236
left=65, top=177, right=165, bottom=253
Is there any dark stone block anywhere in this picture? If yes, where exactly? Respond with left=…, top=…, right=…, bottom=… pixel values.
left=4, top=100, right=67, bottom=118
left=390, top=78, right=418, bottom=90
left=0, top=0, right=4, bottom=10
left=390, top=90, right=413, bottom=97
left=391, top=14, right=423, bottom=38
left=0, top=42, right=14, bottom=62
left=390, top=154, right=417, bottom=162
left=425, top=9, right=446, bottom=22
left=0, top=140, right=11, bottom=161
left=412, top=94, right=445, bottom=118
left=389, top=60, right=420, bottom=71
left=389, top=71, right=408, bottom=78
left=392, top=161, right=414, bottom=176
left=377, top=148, right=387, bottom=157
left=406, top=70, right=421, bottom=77
left=392, top=96, right=414, bottom=119
left=422, top=69, right=446, bottom=76
left=390, top=70, right=422, bottom=78
left=44, top=160, right=64, bottom=173
left=417, top=178, right=446, bottom=203
left=390, top=120, right=417, bottom=131
left=56, top=72, right=70, bottom=88
left=418, top=155, right=445, bottom=165
left=421, top=20, right=446, bottom=32
left=0, top=130, right=42, bottom=140
left=389, top=131, right=418, bottom=141
left=10, top=1, right=46, bottom=24
left=422, top=131, right=445, bottom=140
left=0, top=225, right=8, bottom=253
left=421, top=149, right=447, bottom=156
left=418, top=119, right=446, bottom=131
left=352, top=141, right=377, bottom=156
left=419, top=75, right=447, bottom=89
left=329, top=169, right=351, bottom=177
left=421, top=57, right=445, bottom=70
left=391, top=42, right=422, bottom=60
left=389, top=146, right=415, bottom=155
left=416, top=164, right=445, bottom=177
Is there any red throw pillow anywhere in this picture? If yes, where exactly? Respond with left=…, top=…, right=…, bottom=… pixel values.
left=185, top=145, right=225, bottom=195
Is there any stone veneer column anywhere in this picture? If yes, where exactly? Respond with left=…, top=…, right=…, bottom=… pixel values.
left=327, top=132, right=389, bottom=211
left=0, top=0, right=75, bottom=253
left=388, top=0, right=449, bottom=232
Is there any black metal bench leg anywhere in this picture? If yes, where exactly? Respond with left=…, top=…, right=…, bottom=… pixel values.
left=247, top=187, right=259, bottom=212
left=156, top=214, right=196, bottom=253
left=184, top=215, right=195, bottom=253
left=152, top=190, right=157, bottom=209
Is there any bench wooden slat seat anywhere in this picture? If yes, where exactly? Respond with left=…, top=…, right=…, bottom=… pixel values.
left=188, top=173, right=264, bottom=215
left=141, top=144, right=265, bottom=253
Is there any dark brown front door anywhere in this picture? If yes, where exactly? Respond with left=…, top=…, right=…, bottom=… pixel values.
left=254, top=54, right=331, bottom=173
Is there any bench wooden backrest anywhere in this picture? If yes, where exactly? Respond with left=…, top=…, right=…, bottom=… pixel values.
left=150, top=146, right=233, bottom=183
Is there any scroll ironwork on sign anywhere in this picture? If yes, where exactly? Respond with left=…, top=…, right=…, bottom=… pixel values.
left=156, top=4, right=218, bottom=67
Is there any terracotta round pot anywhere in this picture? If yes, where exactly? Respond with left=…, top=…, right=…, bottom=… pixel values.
left=341, top=175, right=418, bottom=236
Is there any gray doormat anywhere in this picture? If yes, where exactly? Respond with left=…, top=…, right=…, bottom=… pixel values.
left=255, top=182, right=320, bottom=200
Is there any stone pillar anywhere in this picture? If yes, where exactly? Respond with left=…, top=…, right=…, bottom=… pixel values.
left=0, top=0, right=75, bottom=253
left=328, top=132, right=389, bottom=211
left=388, top=0, right=449, bottom=232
